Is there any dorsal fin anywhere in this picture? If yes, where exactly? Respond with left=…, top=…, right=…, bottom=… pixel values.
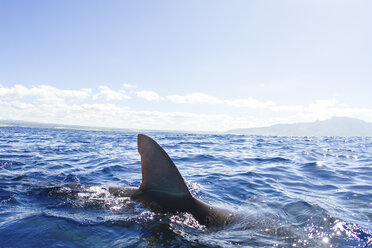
left=137, top=134, right=191, bottom=197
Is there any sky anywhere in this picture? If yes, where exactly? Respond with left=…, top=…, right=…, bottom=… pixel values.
left=0, top=0, right=371, bottom=131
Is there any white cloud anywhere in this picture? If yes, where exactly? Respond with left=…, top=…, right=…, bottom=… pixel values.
left=226, top=98, right=276, bottom=108
left=29, top=85, right=91, bottom=102
left=0, top=84, right=92, bottom=106
left=0, top=98, right=252, bottom=131
left=136, top=91, right=162, bottom=101
left=226, top=97, right=302, bottom=113
left=225, top=96, right=372, bottom=126
left=0, top=84, right=29, bottom=99
left=2, top=84, right=372, bottom=131
left=6, top=101, right=34, bottom=110
left=271, top=104, right=305, bottom=112
left=296, top=99, right=372, bottom=121
left=0, top=84, right=91, bottom=102
left=93, top=86, right=130, bottom=101
left=123, top=83, right=136, bottom=89
left=167, top=93, right=222, bottom=104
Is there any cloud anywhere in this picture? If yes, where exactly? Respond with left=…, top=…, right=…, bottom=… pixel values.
left=4, top=101, right=34, bottom=110
left=0, top=84, right=91, bottom=102
left=270, top=104, right=305, bottom=112
left=167, top=93, right=222, bottom=104
left=0, top=98, right=253, bottom=131
left=0, top=84, right=29, bottom=99
left=225, top=96, right=372, bottom=126
left=123, top=83, right=136, bottom=89
left=2, top=84, right=372, bottom=131
left=135, top=91, right=162, bottom=101
left=225, top=97, right=315, bottom=113
left=297, top=99, right=372, bottom=121
left=29, top=85, right=92, bottom=102
left=93, top=86, right=130, bottom=101
left=226, top=98, right=276, bottom=109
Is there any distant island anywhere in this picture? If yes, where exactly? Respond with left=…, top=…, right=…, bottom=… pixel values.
left=2, top=117, right=372, bottom=137
left=0, top=120, right=136, bottom=133
left=0, top=120, right=190, bottom=134
left=226, top=117, right=372, bottom=137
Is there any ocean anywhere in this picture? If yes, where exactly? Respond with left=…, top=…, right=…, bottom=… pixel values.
left=0, top=127, right=371, bottom=247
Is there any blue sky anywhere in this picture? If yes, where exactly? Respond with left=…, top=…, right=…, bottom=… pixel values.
left=1, top=1, right=371, bottom=131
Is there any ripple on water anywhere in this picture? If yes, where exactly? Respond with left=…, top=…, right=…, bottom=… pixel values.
left=0, top=127, right=371, bottom=247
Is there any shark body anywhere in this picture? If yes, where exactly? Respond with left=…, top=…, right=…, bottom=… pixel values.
left=51, top=134, right=233, bottom=227
left=111, top=134, right=233, bottom=227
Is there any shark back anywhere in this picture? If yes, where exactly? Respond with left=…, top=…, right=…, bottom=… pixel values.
left=132, top=134, right=233, bottom=227
left=136, top=134, right=191, bottom=198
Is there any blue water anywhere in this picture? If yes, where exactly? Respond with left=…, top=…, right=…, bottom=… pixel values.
left=0, top=127, right=371, bottom=248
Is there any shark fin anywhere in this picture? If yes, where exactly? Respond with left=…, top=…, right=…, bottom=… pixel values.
left=136, top=134, right=192, bottom=197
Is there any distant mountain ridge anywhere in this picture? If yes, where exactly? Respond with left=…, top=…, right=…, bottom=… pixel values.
left=2, top=117, right=372, bottom=137
left=0, top=120, right=135, bottom=132
left=0, top=120, right=199, bottom=134
left=227, top=117, right=372, bottom=137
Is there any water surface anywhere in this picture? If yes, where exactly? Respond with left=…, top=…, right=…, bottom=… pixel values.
left=0, top=127, right=371, bottom=247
